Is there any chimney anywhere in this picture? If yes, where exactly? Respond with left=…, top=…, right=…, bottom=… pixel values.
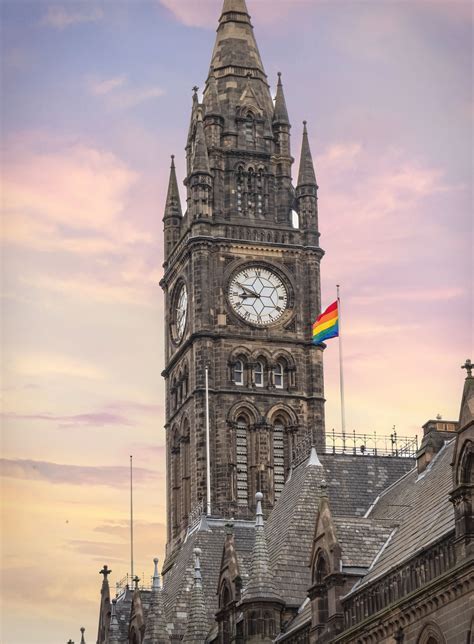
left=417, top=417, right=459, bottom=474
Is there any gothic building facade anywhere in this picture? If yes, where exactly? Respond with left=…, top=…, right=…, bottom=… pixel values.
left=90, top=2, right=473, bottom=643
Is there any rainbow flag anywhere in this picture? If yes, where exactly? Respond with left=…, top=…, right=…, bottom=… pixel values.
left=313, top=301, right=339, bottom=345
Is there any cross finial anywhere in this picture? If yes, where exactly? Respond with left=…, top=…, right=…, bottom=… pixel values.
left=99, top=565, right=111, bottom=579
left=461, top=358, right=472, bottom=377
left=192, top=85, right=199, bottom=94
left=133, top=574, right=140, bottom=590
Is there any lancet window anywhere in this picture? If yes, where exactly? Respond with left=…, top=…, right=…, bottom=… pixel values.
left=235, top=165, right=265, bottom=216
left=254, top=361, right=264, bottom=387
left=273, top=420, right=285, bottom=499
left=232, top=360, right=244, bottom=386
left=273, top=362, right=284, bottom=388
left=236, top=415, right=249, bottom=506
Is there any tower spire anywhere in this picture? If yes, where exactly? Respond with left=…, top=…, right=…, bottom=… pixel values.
left=243, top=492, right=281, bottom=601
left=273, top=72, right=289, bottom=124
left=191, top=109, right=211, bottom=175
left=182, top=548, right=210, bottom=643
left=164, top=156, right=182, bottom=220
left=297, top=121, right=317, bottom=188
left=143, top=558, right=169, bottom=644
left=108, top=599, right=120, bottom=644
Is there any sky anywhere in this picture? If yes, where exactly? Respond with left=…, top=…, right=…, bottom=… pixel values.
left=0, top=0, right=472, bottom=642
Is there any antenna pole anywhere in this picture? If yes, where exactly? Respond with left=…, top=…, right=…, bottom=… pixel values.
left=337, top=285, right=346, bottom=434
left=130, top=455, right=134, bottom=582
left=205, top=365, right=211, bottom=516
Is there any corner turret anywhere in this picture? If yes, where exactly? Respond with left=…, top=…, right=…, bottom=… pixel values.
left=296, top=121, right=319, bottom=242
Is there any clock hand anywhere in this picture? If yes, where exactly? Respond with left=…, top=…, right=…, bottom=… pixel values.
left=237, top=283, right=260, bottom=298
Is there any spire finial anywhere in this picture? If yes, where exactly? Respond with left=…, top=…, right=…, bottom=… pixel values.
left=255, top=491, right=264, bottom=528
left=152, top=557, right=161, bottom=591
left=164, top=151, right=182, bottom=221
left=80, top=627, right=86, bottom=644
left=99, top=564, right=111, bottom=580
left=133, top=574, right=140, bottom=590
left=193, top=547, right=203, bottom=588
left=320, top=479, right=328, bottom=498
left=461, top=358, right=473, bottom=378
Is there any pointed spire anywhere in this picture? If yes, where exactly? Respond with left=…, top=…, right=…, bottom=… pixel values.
left=459, top=358, right=474, bottom=428
left=164, top=155, right=182, bottom=220
left=191, top=109, right=211, bottom=175
left=297, top=121, right=317, bottom=188
left=211, top=0, right=265, bottom=77
left=80, top=627, right=86, bottom=644
left=222, top=0, right=249, bottom=14
left=143, top=558, right=169, bottom=644
left=108, top=599, right=120, bottom=644
left=182, top=548, right=209, bottom=643
left=243, top=493, right=281, bottom=601
left=273, top=72, right=289, bottom=124
left=307, top=444, right=322, bottom=467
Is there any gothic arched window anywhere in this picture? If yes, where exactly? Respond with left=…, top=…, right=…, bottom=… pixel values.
left=233, top=360, right=244, bottom=386
left=314, top=552, right=329, bottom=624
left=273, top=418, right=285, bottom=499
left=273, top=362, right=284, bottom=389
left=245, top=115, right=255, bottom=146
left=247, top=611, right=258, bottom=636
left=236, top=166, right=244, bottom=213
left=236, top=415, right=249, bottom=506
left=254, top=361, right=264, bottom=388
left=181, top=418, right=191, bottom=521
left=171, top=426, right=181, bottom=533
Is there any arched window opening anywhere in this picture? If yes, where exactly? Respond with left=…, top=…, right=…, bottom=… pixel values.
left=248, top=611, right=258, bottom=636
left=245, top=115, right=255, bottom=145
left=273, top=419, right=285, bottom=499
left=263, top=612, right=274, bottom=637
left=291, top=209, right=300, bottom=229
left=236, top=166, right=244, bottom=213
left=273, top=362, right=284, bottom=389
left=233, top=360, right=244, bottom=386
left=247, top=168, right=255, bottom=215
left=171, top=430, right=181, bottom=533
left=254, top=361, right=264, bottom=388
left=236, top=415, right=249, bottom=506
left=315, top=554, right=329, bottom=624
left=181, top=421, right=191, bottom=521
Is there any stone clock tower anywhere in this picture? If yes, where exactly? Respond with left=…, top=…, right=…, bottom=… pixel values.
left=160, top=0, right=325, bottom=563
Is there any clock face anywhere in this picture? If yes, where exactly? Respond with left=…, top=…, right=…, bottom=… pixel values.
left=228, top=266, right=288, bottom=326
left=175, top=283, right=188, bottom=342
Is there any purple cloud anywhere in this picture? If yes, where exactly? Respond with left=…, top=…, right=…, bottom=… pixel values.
left=0, top=459, right=160, bottom=487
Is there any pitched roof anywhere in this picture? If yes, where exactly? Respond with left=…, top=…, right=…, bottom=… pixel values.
left=162, top=518, right=254, bottom=639
left=332, top=517, right=394, bottom=568
left=266, top=452, right=414, bottom=608
left=355, top=439, right=455, bottom=589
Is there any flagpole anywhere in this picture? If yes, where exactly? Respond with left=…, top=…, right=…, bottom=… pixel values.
left=130, top=455, right=134, bottom=583
left=337, top=285, right=346, bottom=435
left=205, top=365, right=211, bottom=516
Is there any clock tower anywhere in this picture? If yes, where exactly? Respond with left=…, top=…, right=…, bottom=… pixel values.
left=160, top=0, right=325, bottom=563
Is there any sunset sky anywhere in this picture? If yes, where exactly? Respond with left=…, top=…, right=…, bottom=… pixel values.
left=1, top=1, right=472, bottom=642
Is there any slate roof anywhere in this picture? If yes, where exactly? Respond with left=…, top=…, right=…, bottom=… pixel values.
left=332, top=517, right=394, bottom=569
left=162, top=518, right=255, bottom=639
left=265, top=452, right=414, bottom=608
left=354, top=439, right=455, bottom=589
left=275, top=599, right=311, bottom=642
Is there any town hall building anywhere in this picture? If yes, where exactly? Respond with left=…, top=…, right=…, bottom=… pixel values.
left=84, top=1, right=474, bottom=643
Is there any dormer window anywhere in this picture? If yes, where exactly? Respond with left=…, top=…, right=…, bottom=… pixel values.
left=233, top=360, right=244, bottom=386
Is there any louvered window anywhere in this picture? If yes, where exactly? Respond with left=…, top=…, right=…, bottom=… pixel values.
left=236, top=418, right=248, bottom=506
left=273, top=422, right=285, bottom=499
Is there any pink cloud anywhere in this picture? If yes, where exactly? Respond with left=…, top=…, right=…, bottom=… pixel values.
left=2, top=411, right=133, bottom=429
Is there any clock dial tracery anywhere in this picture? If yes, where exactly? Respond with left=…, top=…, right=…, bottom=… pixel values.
left=228, top=266, right=289, bottom=326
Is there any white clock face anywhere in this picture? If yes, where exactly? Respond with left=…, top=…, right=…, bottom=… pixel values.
left=175, top=283, right=188, bottom=342
left=228, top=266, right=288, bottom=326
